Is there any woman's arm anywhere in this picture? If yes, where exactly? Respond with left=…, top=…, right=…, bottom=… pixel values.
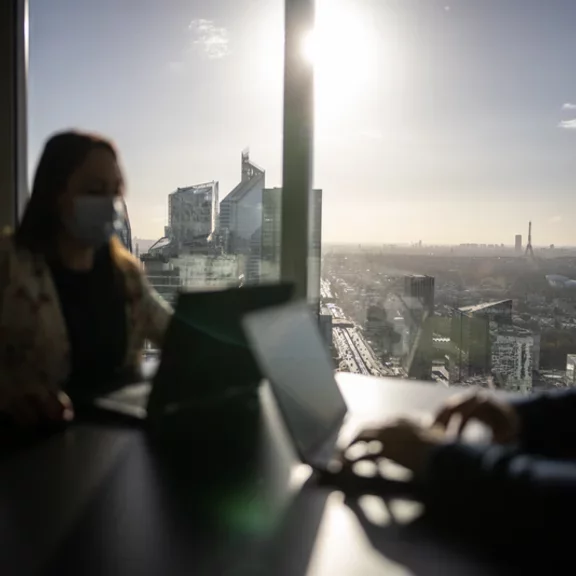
left=138, top=274, right=173, bottom=347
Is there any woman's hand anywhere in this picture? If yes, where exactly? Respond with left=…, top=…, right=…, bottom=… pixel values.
left=433, top=391, right=519, bottom=444
left=345, top=418, right=444, bottom=476
left=4, top=389, right=74, bottom=426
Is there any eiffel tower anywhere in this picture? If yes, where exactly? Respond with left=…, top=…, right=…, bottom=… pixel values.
left=525, top=221, right=534, bottom=259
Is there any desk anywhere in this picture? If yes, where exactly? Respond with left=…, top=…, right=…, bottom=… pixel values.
left=0, top=374, right=506, bottom=576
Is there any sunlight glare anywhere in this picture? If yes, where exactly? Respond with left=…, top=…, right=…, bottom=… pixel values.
left=301, top=6, right=373, bottom=75
left=302, top=31, right=316, bottom=65
left=300, top=0, right=379, bottom=133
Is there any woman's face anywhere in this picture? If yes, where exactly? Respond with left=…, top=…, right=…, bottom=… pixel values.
left=60, top=147, right=122, bottom=214
left=58, top=147, right=124, bottom=245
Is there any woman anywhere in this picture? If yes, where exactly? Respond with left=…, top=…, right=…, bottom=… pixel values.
left=0, top=131, right=172, bottom=424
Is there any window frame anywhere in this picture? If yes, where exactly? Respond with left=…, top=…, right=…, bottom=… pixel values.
left=280, top=0, right=316, bottom=302
left=0, top=0, right=28, bottom=230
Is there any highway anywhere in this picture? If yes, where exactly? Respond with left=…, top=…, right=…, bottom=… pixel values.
left=341, top=327, right=370, bottom=375
left=323, top=297, right=392, bottom=377
left=321, top=278, right=333, bottom=300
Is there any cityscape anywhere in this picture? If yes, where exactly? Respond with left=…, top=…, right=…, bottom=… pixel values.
left=321, top=244, right=576, bottom=394
left=120, top=151, right=576, bottom=396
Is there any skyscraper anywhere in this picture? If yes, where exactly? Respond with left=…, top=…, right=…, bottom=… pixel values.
left=167, top=181, right=219, bottom=249
left=219, top=150, right=265, bottom=255
left=403, top=275, right=435, bottom=380
left=491, top=324, right=533, bottom=394
left=260, top=187, right=282, bottom=275
left=308, top=187, right=323, bottom=309
left=450, top=300, right=513, bottom=383
left=450, top=310, right=490, bottom=382
left=404, top=275, right=435, bottom=314
left=259, top=186, right=323, bottom=301
left=515, top=234, right=522, bottom=252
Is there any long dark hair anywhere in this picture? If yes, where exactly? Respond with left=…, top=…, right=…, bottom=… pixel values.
left=16, top=130, right=124, bottom=258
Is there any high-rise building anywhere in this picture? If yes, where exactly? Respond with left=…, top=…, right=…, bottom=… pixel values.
left=515, top=235, right=522, bottom=252
left=450, top=300, right=513, bottom=383
left=259, top=187, right=323, bottom=302
left=308, top=187, right=323, bottom=309
left=403, top=275, right=435, bottom=380
left=140, top=257, right=182, bottom=306
left=171, top=253, right=242, bottom=291
left=364, top=304, right=402, bottom=359
left=260, top=187, right=282, bottom=273
left=219, top=150, right=265, bottom=256
left=532, top=332, right=541, bottom=372
left=458, top=300, right=513, bottom=324
left=319, top=308, right=334, bottom=351
left=167, top=181, right=219, bottom=249
left=246, top=227, right=262, bottom=284
left=450, top=311, right=490, bottom=382
left=404, top=275, right=435, bottom=313
left=491, top=324, right=533, bottom=394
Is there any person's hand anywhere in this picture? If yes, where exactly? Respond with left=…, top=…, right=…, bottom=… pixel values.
left=4, top=389, right=74, bottom=426
left=345, top=418, right=444, bottom=476
left=433, top=391, right=519, bottom=444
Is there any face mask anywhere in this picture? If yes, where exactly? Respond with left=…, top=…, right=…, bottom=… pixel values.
left=64, top=196, right=125, bottom=248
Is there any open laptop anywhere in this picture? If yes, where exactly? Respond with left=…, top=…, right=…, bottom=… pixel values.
left=242, top=301, right=426, bottom=495
left=75, top=283, right=294, bottom=422
left=241, top=300, right=363, bottom=475
left=242, top=301, right=491, bottom=496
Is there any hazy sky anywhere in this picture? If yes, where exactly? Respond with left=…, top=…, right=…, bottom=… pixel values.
left=28, top=0, right=576, bottom=246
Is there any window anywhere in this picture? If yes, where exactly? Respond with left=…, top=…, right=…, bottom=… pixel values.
left=27, top=0, right=576, bottom=392
left=29, top=0, right=286, bottom=308
left=315, top=0, right=576, bottom=393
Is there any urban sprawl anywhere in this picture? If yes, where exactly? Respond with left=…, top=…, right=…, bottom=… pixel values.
left=120, top=151, right=576, bottom=395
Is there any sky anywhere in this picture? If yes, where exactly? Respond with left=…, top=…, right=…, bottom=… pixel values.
left=28, top=0, right=576, bottom=246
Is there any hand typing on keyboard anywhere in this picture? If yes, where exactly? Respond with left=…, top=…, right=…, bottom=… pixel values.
left=344, top=418, right=446, bottom=478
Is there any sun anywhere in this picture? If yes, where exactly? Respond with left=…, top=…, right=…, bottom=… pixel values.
left=300, top=0, right=376, bottom=126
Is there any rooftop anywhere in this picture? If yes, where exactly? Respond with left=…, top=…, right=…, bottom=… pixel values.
left=171, top=182, right=216, bottom=196
left=220, top=169, right=265, bottom=204
left=459, top=299, right=512, bottom=314
left=491, top=323, right=533, bottom=337
left=405, top=274, right=432, bottom=280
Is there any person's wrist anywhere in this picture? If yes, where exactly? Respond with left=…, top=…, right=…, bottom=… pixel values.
left=412, top=441, right=441, bottom=480
left=413, top=430, right=444, bottom=478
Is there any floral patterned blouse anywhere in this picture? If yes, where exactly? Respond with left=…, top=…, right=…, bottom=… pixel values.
left=0, top=234, right=172, bottom=409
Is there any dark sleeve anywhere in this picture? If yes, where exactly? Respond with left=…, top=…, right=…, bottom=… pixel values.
left=423, top=443, right=576, bottom=560
left=511, top=389, right=576, bottom=457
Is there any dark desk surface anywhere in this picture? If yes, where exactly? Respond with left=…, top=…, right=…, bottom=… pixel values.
left=0, top=374, right=506, bottom=576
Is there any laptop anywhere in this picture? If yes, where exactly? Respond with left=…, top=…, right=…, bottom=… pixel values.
left=242, top=301, right=491, bottom=496
left=241, top=300, right=362, bottom=475
left=75, top=283, right=295, bottom=422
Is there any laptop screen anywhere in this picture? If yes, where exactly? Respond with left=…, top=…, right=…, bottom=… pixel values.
left=242, top=301, right=347, bottom=461
left=147, top=283, right=294, bottom=415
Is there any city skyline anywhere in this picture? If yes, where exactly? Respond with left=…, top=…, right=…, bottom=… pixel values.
left=28, top=0, right=576, bottom=245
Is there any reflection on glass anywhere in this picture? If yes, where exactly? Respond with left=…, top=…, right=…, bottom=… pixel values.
left=317, top=0, right=576, bottom=395
left=29, top=0, right=576, bottom=393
